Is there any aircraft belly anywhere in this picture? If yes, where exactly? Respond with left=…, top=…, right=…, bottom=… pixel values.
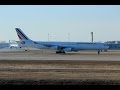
left=77, top=45, right=104, bottom=50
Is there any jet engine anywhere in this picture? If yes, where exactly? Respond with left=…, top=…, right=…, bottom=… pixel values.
left=63, top=48, right=72, bottom=52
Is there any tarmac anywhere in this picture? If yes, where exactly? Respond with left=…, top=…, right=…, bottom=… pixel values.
left=0, top=48, right=120, bottom=61
left=0, top=48, right=120, bottom=85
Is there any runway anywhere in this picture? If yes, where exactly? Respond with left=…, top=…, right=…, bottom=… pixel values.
left=0, top=48, right=120, bottom=61
left=0, top=48, right=120, bottom=85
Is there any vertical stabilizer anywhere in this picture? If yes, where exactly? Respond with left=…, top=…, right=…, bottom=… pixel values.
left=15, top=28, right=30, bottom=41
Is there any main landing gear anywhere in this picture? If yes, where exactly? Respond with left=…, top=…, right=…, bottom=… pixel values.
left=98, top=50, right=100, bottom=54
left=56, top=50, right=65, bottom=54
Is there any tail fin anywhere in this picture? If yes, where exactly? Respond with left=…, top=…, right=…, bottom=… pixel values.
left=15, top=28, right=30, bottom=41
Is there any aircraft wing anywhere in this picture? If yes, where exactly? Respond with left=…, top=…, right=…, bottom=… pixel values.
left=43, top=44, right=77, bottom=51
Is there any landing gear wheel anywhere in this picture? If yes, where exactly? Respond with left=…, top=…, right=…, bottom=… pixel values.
left=56, top=51, right=65, bottom=54
left=62, top=51, right=65, bottom=54
left=98, top=50, right=100, bottom=54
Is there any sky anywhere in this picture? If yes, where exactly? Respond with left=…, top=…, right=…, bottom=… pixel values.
left=0, top=5, right=120, bottom=42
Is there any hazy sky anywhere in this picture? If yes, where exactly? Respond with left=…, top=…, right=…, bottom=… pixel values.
left=0, top=5, right=120, bottom=42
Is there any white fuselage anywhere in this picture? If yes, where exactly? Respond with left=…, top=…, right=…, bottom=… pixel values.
left=21, top=40, right=109, bottom=52
left=15, top=28, right=109, bottom=53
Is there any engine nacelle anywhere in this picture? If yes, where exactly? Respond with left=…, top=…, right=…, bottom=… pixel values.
left=51, top=46, right=58, bottom=49
left=63, top=48, right=72, bottom=52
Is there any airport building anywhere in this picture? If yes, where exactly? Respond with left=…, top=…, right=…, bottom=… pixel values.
left=0, top=42, right=9, bottom=48
left=105, top=41, right=120, bottom=50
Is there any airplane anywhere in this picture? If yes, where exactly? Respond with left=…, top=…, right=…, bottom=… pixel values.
left=9, top=40, right=22, bottom=49
left=8, top=40, right=29, bottom=51
left=9, top=43, right=21, bottom=49
left=15, top=28, right=109, bottom=54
